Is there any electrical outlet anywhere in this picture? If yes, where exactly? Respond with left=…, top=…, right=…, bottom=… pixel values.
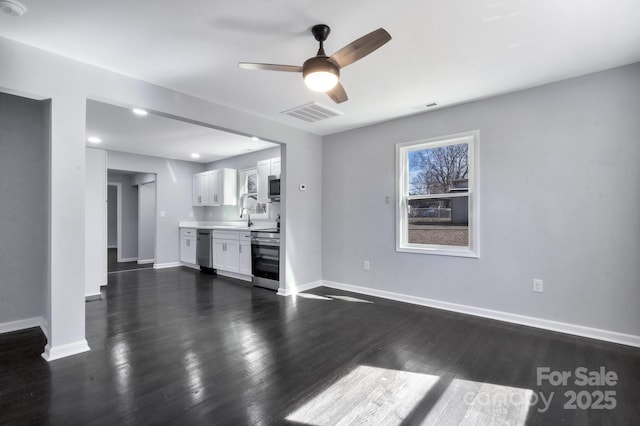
left=160, top=210, right=166, bottom=218
left=363, top=260, right=370, bottom=271
left=533, top=279, right=544, bottom=293
left=189, top=211, right=194, bottom=218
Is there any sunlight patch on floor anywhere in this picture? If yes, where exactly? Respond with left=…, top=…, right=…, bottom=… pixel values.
left=295, top=293, right=374, bottom=303
left=325, top=295, right=374, bottom=303
left=296, top=293, right=333, bottom=301
left=422, top=378, right=532, bottom=425
left=286, top=365, right=439, bottom=425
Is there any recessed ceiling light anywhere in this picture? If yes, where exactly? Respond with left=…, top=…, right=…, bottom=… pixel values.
left=87, top=136, right=102, bottom=144
left=190, top=153, right=201, bottom=159
left=132, top=108, right=148, bottom=116
left=0, top=0, right=27, bottom=17
left=251, top=136, right=260, bottom=141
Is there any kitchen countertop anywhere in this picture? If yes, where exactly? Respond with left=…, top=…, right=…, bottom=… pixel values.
left=179, top=221, right=277, bottom=231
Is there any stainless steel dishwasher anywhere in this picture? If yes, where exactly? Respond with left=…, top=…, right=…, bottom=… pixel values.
left=196, top=229, right=213, bottom=268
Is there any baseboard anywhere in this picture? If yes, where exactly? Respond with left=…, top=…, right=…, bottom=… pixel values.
left=0, top=317, right=46, bottom=335
left=153, top=262, right=182, bottom=269
left=85, top=293, right=102, bottom=302
left=319, top=280, right=640, bottom=348
left=120, top=257, right=137, bottom=262
left=41, top=339, right=90, bottom=362
left=277, top=280, right=323, bottom=296
left=181, top=262, right=200, bottom=270
left=217, top=270, right=252, bottom=282
left=137, top=259, right=155, bottom=265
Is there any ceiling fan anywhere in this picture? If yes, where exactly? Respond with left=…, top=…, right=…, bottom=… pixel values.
left=239, top=24, right=391, bottom=104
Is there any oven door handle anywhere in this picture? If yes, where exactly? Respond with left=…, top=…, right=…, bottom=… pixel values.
left=251, top=237, right=280, bottom=247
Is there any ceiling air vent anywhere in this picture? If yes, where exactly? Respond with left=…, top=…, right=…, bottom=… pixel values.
left=281, top=102, right=343, bottom=123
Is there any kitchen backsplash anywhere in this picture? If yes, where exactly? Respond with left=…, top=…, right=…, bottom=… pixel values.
left=203, top=202, right=281, bottom=222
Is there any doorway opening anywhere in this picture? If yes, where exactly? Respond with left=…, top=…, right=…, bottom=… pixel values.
left=107, top=171, right=157, bottom=273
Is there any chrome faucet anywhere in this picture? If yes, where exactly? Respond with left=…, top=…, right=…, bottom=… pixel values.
left=240, top=207, right=253, bottom=228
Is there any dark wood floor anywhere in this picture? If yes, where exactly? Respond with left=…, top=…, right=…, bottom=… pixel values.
left=1, top=268, right=639, bottom=425
left=108, top=248, right=153, bottom=273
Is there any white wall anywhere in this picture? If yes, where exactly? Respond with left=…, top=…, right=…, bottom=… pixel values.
left=138, top=181, right=156, bottom=262
left=85, top=148, right=107, bottom=298
left=0, top=35, right=322, bottom=359
left=322, top=63, right=640, bottom=339
left=0, top=92, right=48, bottom=328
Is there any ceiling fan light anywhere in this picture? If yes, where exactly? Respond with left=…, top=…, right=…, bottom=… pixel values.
left=303, top=56, right=340, bottom=93
left=304, top=71, right=339, bottom=92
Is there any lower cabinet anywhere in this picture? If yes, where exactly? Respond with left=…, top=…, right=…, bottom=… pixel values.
left=212, top=230, right=251, bottom=276
left=180, top=228, right=197, bottom=264
left=212, top=238, right=240, bottom=273
left=239, top=237, right=252, bottom=276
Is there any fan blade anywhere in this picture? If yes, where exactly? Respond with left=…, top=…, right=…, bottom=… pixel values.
left=238, top=63, right=303, bottom=72
left=329, top=28, right=392, bottom=69
left=327, top=82, right=348, bottom=104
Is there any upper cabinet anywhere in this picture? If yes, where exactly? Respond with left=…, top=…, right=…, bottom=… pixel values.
left=209, top=168, right=238, bottom=206
left=257, top=157, right=280, bottom=203
left=193, top=172, right=210, bottom=206
left=271, top=157, right=281, bottom=176
left=193, top=168, right=238, bottom=207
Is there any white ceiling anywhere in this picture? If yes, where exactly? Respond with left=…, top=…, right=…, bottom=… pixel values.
left=86, top=100, right=278, bottom=163
left=1, top=0, right=640, bottom=137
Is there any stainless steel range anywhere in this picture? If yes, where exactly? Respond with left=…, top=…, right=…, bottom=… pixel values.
left=251, top=228, right=280, bottom=290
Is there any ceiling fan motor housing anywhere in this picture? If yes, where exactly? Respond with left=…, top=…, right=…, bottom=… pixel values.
left=302, top=56, right=340, bottom=80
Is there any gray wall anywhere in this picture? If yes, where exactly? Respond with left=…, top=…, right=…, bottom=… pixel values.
left=107, top=171, right=139, bottom=260
left=138, top=181, right=156, bottom=262
left=0, top=92, right=48, bottom=324
left=322, top=62, right=640, bottom=336
left=204, top=146, right=282, bottom=222
left=106, top=150, right=206, bottom=265
left=107, top=185, right=117, bottom=247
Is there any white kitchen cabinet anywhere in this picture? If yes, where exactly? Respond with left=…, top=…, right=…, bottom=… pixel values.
left=271, top=157, right=281, bottom=176
left=257, top=157, right=281, bottom=203
left=209, top=168, right=238, bottom=206
left=192, top=172, right=209, bottom=206
left=180, top=228, right=197, bottom=264
left=212, top=230, right=240, bottom=273
left=239, top=231, right=252, bottom=276
left=193, top=168, right=238, bottom=207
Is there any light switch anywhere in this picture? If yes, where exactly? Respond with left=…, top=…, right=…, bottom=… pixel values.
left=160, top=210, right=166, bottom=218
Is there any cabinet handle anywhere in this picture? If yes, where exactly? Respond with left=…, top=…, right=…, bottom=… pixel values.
left=239, top=245, right=242, bottom=253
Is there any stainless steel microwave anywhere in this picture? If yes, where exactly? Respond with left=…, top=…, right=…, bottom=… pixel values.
left=268, top=175, right=280, bottom=201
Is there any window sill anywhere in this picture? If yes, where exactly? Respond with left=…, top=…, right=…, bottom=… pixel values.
left=396, top=245, right=479, bottom=258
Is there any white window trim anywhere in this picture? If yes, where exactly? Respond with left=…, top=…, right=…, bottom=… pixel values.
left=396, top=130, right=480, bottom=258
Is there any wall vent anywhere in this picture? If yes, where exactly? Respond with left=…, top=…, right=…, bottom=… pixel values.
left=281, top=102, right=343, bottom=123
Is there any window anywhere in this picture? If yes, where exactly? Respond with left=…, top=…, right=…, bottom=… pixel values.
left=396, top=131, right=479, bottom=257
left=239, top=168, right=269, bottom=219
